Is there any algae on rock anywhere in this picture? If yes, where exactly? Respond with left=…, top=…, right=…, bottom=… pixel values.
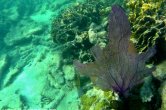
left=153, top=61, right=166, bottom=81
left=126, top=0, right=166, bottom=52
left=51, top=0, right=124, bottom=63
left=160, top=81, right=166, bottom=110
left=80, top=87, right=118, bottom=110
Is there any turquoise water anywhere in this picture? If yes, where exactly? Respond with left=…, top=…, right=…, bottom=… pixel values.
left=0, top=0, right=81, bottom=109
left=0, top=0, right=165, bottom=109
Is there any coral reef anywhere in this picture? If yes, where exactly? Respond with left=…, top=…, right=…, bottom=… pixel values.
left=80, top=87, right=118, bottom=110
left=73, top=4, right=166, bottom=110
left=74, top=5, right=156, bottom=97
left=140, top=76, right=154, bottom=102
left=51, top=0, right=166, bottom=109
left=153, top=61, right=166, bottom=81
left=63, top=65, right=75, bottom=81
left=51, top=0, right=124, bottom=63
left=126, top=0, right=166, bottom=53
left=52, top=0, right=165, bottom=63
left=153, top=61, right=166, bottom=110
left=1, top=0, right=165, bottom=109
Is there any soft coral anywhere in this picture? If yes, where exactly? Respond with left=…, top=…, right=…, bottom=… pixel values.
left=74, top=5, right=156, bottom=97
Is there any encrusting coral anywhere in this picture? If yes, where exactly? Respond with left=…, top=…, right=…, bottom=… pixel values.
left=80, top=87, right=118, bottom=110
left=51, top=0, right=124, bottom=63
left=52, top=0, right=165, bottom=64
left=126, top=0, right=166, bottom=52
left=74, top=5, right=156, bottom=99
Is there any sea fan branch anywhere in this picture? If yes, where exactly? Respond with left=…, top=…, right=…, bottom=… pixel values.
left=74, top=5, right=156, bottom=97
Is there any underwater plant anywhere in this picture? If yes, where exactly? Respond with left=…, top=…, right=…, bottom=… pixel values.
left=74, top=5, right=156, bottom=98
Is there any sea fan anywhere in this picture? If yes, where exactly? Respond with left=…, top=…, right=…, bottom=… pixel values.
left=74, top=5, right=156, bottom=97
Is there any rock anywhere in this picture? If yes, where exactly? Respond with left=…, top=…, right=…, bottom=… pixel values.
left=47, top=72, right=65, bottom=88
left=41, top=84, right=60, bottom=101
left=2, top=6, right=19, bottom=22
left=2, top=67, right=21, bottom=87
left=57, top=87, right=80, bottom=110
left=43, top=88, right=65, bottom=109
left=0, top=88, right=23, bottom=109
left=25, top=26, right=45, bottom=36
left=140, top=76, right=154, bottom=102
left=8, top=7, right=19, bottom=22
left=80, top=87, right=118, bottom=110
left=63, top=65, right=75, bottom=81
left=4, top=32, right=32, bottom=47
left=153, top=61, right=166, bottom=81
left=88, top=28, right=97, bottom=43
left=3, top=19, right=46, bottom=47
left=0, top=54, right=10, bottom=89
left=0, top=54, right=9, bottom=79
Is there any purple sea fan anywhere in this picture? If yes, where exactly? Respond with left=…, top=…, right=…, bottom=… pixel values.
left=74, top=5, right=156, bottom=97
